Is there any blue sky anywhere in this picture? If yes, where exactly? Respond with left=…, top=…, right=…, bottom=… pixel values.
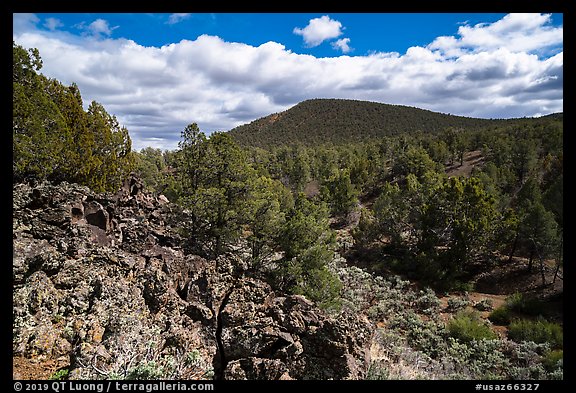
left=13, top=13, right=563, bottom=151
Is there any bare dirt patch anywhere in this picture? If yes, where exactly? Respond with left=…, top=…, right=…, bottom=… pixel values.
left=473, top=257, right=563, bottom=299
left=446, top=150, right=485, bottom=177
left=13, top=356, right=69, bottom=380
left=438, top=256, right=563, bottom=337
left=438, top=292, right=506, bottom=320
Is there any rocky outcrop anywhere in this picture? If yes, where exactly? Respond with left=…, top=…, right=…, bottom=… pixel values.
left=13, top=177, right=373, bottom=380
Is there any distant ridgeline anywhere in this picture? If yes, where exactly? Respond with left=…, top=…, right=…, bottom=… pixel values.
left=228, top=98, right=563, bottom=149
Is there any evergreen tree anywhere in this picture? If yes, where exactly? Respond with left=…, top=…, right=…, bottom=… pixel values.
left=276, top=194, right=340, bottom=310
left=178, top=127, right=252, bottom=257
left=543, top=173, right=563, bottom=228
left=13, top=42, right=134, bottom=191
left=285, top=244, right=342, bottom=311
left=512, top=138, right=539, bottom=185
left=518, top=202, right=559, bottom=273
left=289, top=145, right=312, bottom=192
left=245, top=176, right=292, bottom=262
left=178, top=123, right=207, bottom=191
left=278, top=193, right=332, bottom=260
left=44, top=81, right=93, bottom=184
left=421, top=176, right=498, bottom=276
left=134, top=147, right=169, bottom=193
left=322, top=168, right=359, bottom=217
left=85, top=101, right=134, bottom=192
left=13, top=42, right=67, bottom=182
left=392, top=145, right=440, bottom=180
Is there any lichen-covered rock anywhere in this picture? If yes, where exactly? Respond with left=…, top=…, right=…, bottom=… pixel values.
left=224, top=358, right=292, bottom=380
left=217, top=283, right=373, bottom=380
left=13, top=178, right=373, bottom=380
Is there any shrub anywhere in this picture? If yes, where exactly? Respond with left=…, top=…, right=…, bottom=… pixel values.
left=474, top=298, right=493, bottom=311
left=502, top=341, right=551, bottom=380
left=488, top=306, right=512, bottom=326
left=366, top=363, right=390, bottom=380
left=126, top=361, right=165, bottom=380
left=407, top=321, right=447, bottom=358
left=447, top=311, right=497, bottom=343
left=285, top=245, right=343, bottom=312
left=508, top=318, right=563, bottom=348
left=446, top=338, right=509, bottom=379
left=185, top=349, right=202, bottom=367
left=49, top=369, right=69, bottom=380
left=505, top=293, right=546, bottom=316
left=446, top=296, right=470, bottom=312
left=387, top=309, right=447, bottom=359
left=547, top=368, right=564, bottom=380
left=543, top=349, right=563, bottom=371
left=414, top=288, right=441, bottom=315
left=504, top=293, right=523, bottom=309
left=294, top=266, right=343, bottom=312
left=451, top=281, right=475, bottom=293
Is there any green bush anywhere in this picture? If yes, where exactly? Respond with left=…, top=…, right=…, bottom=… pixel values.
left=126, top=361, right=165, bottom=380
left=447, top=311, right=497, bottom=343
left=508, top=318, right=563, bottom=348
left=488, top=306, right=512, bottom=326
left=49, top=369, right=69, bottom=380
left=366, top=363, right=390, bottom=380
left=446, top=280, right=475, bottom=293
left=543, top=349, right=563, bottom=371
left=505, top=293, right=546, bottom=316
left=504, top=292, right=523, bottom=309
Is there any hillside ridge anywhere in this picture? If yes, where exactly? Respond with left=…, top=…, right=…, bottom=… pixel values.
left=228, top=98, right=561, bottom=148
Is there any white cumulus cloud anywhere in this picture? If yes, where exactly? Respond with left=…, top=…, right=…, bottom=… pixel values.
left=331, top=38, right=352, bottom=53
left=75, top=18, right=118, bottom=37
left=429, top=13, right=562, bottom=57
left=13, top=13, right=562, bottom=151
left=293, top=15, right=344, bottom=47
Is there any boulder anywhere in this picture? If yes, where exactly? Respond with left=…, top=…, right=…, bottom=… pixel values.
left=12, top=178, right=373, bottom=380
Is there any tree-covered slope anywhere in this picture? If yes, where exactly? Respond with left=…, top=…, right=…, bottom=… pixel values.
left=228, top=98, right=558, bottom=149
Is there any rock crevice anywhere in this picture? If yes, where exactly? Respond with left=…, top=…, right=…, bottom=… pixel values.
left=214, top=287, right=235, bottom=380
left=13, top=178, right=373, bottom=380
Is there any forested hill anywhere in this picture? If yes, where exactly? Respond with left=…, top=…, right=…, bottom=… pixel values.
left=228, top=98, right=560, bottom=149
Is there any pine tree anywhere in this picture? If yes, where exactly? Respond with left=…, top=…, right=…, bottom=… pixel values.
left=519, top=202, right=559, bottom=273
left=13, top=42, right=134, bottom=191
left=178, top=127, right=253, bottom=257
left=245, top=176, right=291, bottom=262
left=13, top=42, right=68, bottom=182
left=86, top=101, right=134, bottom=192
left=322, top=168, right=359, bottom=217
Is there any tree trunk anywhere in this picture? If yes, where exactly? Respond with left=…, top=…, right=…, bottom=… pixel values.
left=552, top=262, right=561, bottom=284
left=252, top=239, right=261, bottom=261
left=539, top=256, right=546, bottom=287
left=507, top=233, right=518, bottom=264
left=527, top=248, right=534, bottom=272
left=553, top=238, right=563, bottom=284
left=215, top=235, right=222, bottom=258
